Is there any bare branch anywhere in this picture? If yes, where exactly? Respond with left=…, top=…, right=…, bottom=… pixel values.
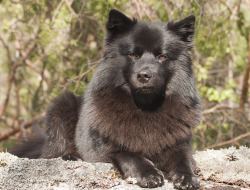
left=133, top=0, right=142, bottom=19
left=202, top=105, right=234, bottom=115
left=204, top=132, right=250, bottom=150
left=0, top=36, right=39, bottom=119
left=65, top=0, right=83, bottom=24
left=64, top=61, right=99, bottom=92
left=51, top=0, right=65, bottom=26
left=0, top=36, right=13, bottom=65
left=0, top=113, right=45, bottom=141
left=0, top=64, right=19, bottom=119
left=221, top=110, right=248, bottom=130
left=72, top=60, right=100, bottom=81
left=161, top=0, right=173, bottom=20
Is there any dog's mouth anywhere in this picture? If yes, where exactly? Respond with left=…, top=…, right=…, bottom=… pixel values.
left=136, top=87, right=155, bottom=94
left=119, top=83, right=155, bottom=95
left=130, top=86, right=165, bottom=111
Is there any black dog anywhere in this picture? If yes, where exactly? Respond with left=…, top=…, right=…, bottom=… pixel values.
left=12, top=9, right=202, bottom=189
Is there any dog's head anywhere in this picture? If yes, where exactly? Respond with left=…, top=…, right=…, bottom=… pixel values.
left=93, top=10, right=199, bottom=110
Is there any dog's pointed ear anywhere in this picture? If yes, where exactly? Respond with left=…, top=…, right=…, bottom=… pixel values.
left=167, top=15, right=195, bottom=42
left=106, top=9, right=136, bottom=40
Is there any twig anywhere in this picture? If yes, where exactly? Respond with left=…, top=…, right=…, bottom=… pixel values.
left=51, top=0, right=65, bottom=26
left=78, top=14, right=98, bottom=22
left=139, top=0, right=153, bottom=21
left=60, top=60, right=100, bottom=91
left=73, top=61, right=88, bottom=93
left=18, top=39, right=37, bottom=61
left=14, top=78, right=21, bottom=128
left=0, top=36, right=17, bottom=118
left=202, top=105, right=234, bottom=115
left=133, top=0, right=142, bottom=19
left=19, top=40, right=49, bottom=84
left=71, top=61, right=99, bottom=92
left=221, top=110, right=248, bottom=130
left=0, top=64, right=19, bottom=119
left=71, top=60, right=100, bottom=81
left=194, top=0, right=203, bottom=29
left=0, top=36, right=13, bottom=65
left=161, top=0, right=173, bottom=20
left=0, top=36, right=38, bottom=118
left=0, top=113, right=45, bottom=141
left=204, top=132, right=250, bottom=150
left=65, top=0, right=83, bottom=24
left=33, top=60, right=47, bottom=100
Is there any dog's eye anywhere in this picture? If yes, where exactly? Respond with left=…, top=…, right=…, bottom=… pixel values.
left=128, top=53, right=139, bottom=59
left=157, top=54, right=167, bottom=61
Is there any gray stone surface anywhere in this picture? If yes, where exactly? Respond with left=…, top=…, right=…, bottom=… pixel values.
left=0, top=147, right=249, bottom=189
left=194, top=146, right=250, bottom=186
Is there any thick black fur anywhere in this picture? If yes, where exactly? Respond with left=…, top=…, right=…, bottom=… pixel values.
left=11, top=10, right=202, bottom=190
left=11, top=92, right=83, bottom=160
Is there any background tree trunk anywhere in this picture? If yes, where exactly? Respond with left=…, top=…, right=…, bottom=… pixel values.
left=239, top=34, right=250, bottom=111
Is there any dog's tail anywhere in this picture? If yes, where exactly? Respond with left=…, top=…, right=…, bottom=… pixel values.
left=10, top=127, right=47, bottom=159
left=10, top=91, right=83, bottom=159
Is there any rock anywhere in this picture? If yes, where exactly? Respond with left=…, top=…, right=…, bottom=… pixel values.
left=0, top=147, right=249, bottom=189
left=194, top=146, right=250, bottom=187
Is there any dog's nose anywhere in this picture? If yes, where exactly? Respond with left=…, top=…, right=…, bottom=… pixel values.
left=137, top=68, right=152, bottom=83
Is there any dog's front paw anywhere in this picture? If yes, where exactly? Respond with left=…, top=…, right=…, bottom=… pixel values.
left=172, top=174, right=200, bottom=190
left=136, top=168, right=164, bottom=188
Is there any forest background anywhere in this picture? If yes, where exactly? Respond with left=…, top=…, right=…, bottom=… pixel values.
left=0, top=0, right=249, bottom=151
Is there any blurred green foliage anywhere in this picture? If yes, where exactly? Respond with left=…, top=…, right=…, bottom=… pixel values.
left=0, top=0, right=249, bottom=150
